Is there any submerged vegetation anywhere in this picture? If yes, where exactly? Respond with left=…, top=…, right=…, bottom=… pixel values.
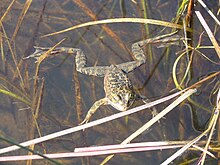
left=0, top=0, right=219, bottom=164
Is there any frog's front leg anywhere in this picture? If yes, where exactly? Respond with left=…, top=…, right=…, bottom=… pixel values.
left=79, top=98, right=108, bottom=125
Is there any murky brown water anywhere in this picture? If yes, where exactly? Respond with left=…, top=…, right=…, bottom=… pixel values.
left=0, top=1, right=219, bottom=164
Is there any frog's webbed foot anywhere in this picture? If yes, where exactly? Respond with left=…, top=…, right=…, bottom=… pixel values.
left=139, top=32, right=186, bottom=48
left=23, top=46, right=79, bottom=61
left=79, top=98, right=108, bottom=126
left=23, top=47, right=48, bottom=61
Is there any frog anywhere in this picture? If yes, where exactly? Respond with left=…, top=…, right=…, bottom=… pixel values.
left=25, top=32, right=181, bottom=124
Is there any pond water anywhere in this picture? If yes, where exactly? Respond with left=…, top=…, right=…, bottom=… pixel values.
left=0, top=0, right=219, bottom=165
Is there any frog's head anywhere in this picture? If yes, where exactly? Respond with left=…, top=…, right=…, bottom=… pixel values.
left=108, top=90, right=136, bottom=111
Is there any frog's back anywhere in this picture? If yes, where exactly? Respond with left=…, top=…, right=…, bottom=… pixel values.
left=104, top=65, right=135, bottom=111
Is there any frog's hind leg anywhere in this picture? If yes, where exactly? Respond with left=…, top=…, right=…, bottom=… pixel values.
left=117, top=32, right=184, bottom=73
left=116, top=41, right=146, bottom=73
left=79, top=98, right=108, bottom=125
left=25, top=46, right=109, bottom=77
left=73, top=48, right=110, bottom=77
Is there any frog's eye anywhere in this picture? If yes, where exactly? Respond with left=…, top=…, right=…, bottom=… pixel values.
left=112, top=94, right=121, bottom=102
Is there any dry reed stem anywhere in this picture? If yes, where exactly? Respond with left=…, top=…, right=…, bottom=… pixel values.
left=11, top=0, right=32, bottom=42
left=0, top=89, right=185, bottom=155
left=195, top=11, right=220, bottom=58
left=199, top=89, right=220, bottom=164
left=0, top=0, right=16, bottom=23
left=0, top=141, right=215, bottom=162
left=161, top=100, right=219, bottom=165
left=101, top=89, right=197, bottom=164
left=74, top=0, right=129, bottom=53
left=197, top=0, right=220, bottom=26
left=0, top=70, right=218, bottom=155
left=0, top=142, right=189, bottom=161
left=41, top=18, right=192, bottom=38
left=0, top=22, right=25, bottom=90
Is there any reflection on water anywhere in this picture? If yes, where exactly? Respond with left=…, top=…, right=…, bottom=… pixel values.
left=0, top=0, right=219, bottom=164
